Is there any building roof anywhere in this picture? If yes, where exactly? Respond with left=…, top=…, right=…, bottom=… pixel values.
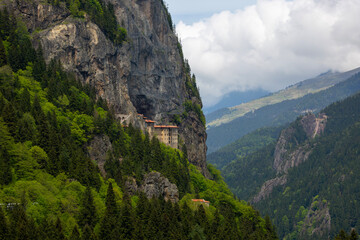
left=145, top=120, right=156, bottom=123
left=191, top=199, right=210, bottom=203
left=154, top=125, right=178, bottom=129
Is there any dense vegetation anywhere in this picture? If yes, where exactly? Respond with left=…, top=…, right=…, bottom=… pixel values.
left=208, top=126, right=283, bottom=169
left=206, top=72, right=360, bottom=153
left=221, top=89, right=360, bottom=239
left=0, top=8, right=277, bottom=240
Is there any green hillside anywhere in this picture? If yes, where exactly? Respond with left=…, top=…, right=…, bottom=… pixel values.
left=222, top=91, right=360, bottom=239
left=207, top=126, right=283, bottom=170
left=0, top=7, right=277, bottom=240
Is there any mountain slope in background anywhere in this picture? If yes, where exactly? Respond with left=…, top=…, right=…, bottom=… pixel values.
left=222, top=91, right=360, bottom=239
left=207, top=68, right=360, bottom=128
left=204, top=89, right=269, bottom=115
left=207, top=71, right=360, bottom=153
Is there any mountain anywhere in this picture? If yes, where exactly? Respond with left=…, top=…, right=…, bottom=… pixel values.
left=207, top=125, right=283, bottom=170
left=207, top=68, right=360, bottom=128
left=206, top=70, right=360, bottom=153
left=6, top=0, right=209, bottom=177
left=0, top=1, right=278, bottom=239
left=203, top=89, right=269, bottom=115
left=222, top=91, right=360, bottom=239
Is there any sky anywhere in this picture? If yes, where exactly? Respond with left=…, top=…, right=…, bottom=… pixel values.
left=165, top=0, right=360, bottom=107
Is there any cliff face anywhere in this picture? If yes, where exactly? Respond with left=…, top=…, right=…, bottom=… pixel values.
left=6, top=0, right=209, bottom=177
left=253, top=113, right=327, bottom=203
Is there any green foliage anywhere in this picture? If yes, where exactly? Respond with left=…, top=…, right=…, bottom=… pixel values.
left=0, top=9, right=277, bottom=240
left=208, top=125, right=283, bottom=169
left=184, top=100, right=206, bottom=126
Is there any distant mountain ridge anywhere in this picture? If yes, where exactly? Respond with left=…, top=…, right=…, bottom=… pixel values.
left=207, top=67, right=360, bottom=129
left=206, top=68, right=360, bottom=153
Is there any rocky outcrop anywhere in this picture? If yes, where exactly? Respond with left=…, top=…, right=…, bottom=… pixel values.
left=300, top=113, right=327, bottom=138
left=124, top=172, right=179, bottom=203
left=252, top=175, right=287, bottom=203
left=5, top=0, right=209, bottom=177
left=88, top=134, right=113, bottom=177
left=274, top=144, right=312, bottom=174
left=273, top=113, right=326, bottom=174
left=299, top=198, right=331, bottom=239
left=254, top=113, right=327, bottom=202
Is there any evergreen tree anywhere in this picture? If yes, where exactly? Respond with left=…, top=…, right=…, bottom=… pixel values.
left=54, top=217, right=66, bottom=240
left=0, top=206, right=9, bottom=240
left=119, top=193, right=133, bottom=239
left=82, top=224, right=97, bottom=240
left=10, top=204, right=30, bottom=240
left=0, top=38, right=7, bottom=67
left=79, top=186, right=97, bottom=229
left=70, top=225, right=81, bottom=240
left=334, top=229, right=349, bottom=240
left=99, top=182, right=119, bottom=239
left=350, top=229, right=359, bottom=240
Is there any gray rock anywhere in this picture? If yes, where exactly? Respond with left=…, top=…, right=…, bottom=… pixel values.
left=252, top=175, right=287, bottom=203
left=88, top=134, right=112, bottom=177
left=140, top=172, right=179, bottom=203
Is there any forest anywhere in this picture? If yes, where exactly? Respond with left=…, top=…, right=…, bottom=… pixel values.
left=0, top=6, right=278, bottom=240
left=221, top=84, right=360, bottom=239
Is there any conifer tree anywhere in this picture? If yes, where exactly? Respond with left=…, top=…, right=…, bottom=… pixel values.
left=82, top=224, right=98, bottom=240
left=119, top=193, right=133, bottom=239
left=350, top=229, right=359, bottom=240
left=70, top=225, right=81, bottom=240
left=79, top=186, right=97, bottom=229
left=0, top=206, right=9, bottom=240
left=10, top=204, right=29, bottom=240
left=54, top=217, right=66, bottom=240
left=99, top=182, right=119, bottom=239
left=335, top=229, right=349, bottom=240
left=0, top=38, right=6, bottom=67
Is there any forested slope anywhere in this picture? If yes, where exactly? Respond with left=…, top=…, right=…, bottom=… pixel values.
left=0, top=6, right=277, bottom=240
left=222, top=90, right=360, bottom=239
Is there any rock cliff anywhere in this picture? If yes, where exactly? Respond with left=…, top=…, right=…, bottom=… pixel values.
left=5, top=0, right=209, bottom=177
left=254, top=113, right=327, bottom=202
left=125, top=172, right=179, bottom=203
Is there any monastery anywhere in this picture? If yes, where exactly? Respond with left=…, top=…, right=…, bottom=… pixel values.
left=117, top=113, right=179, bottom=149
left=144, top=118, right=178, bottom=149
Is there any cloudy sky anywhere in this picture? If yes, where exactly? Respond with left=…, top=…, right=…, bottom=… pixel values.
left=166, top=0, right=360, bottom=107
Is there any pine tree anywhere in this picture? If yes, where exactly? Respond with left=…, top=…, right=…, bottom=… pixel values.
left=0, top=206, right=9, bottom=240
left=79, top=186, right=97, bottom=229
left=54, top=217, right=66, bottom=240
left=0, top=38, right=7, bottom=67
left=119, top=193, right=133, bottom=239
left=10, top=204, right=29, bottom=240
left=82, top=224, right=98, bottom=240
left=99, top=182, right=119, bottom=239
left=350, top=229, right=359, bottom=240
left=334, top=229, right=349, bottom=240
left=70, top=225, right=81, bottom=240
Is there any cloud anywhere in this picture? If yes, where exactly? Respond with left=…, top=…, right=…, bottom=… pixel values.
left=176, top=0, right=360, bottom=107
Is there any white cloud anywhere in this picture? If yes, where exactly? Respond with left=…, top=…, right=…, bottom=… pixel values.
left=176, top=0, right=360, bottom=107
